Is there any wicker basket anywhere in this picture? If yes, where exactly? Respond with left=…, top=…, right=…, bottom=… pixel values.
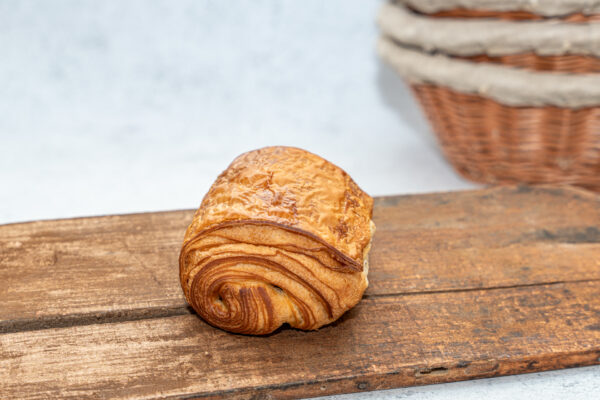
left=423, top=9, right=600, bottom=22
left=379, top=3, right=600, bottom=191
left=411, top=84, right=600, bottom=191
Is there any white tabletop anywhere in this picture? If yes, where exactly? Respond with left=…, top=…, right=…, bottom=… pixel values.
left=1, top=1, right=598, bottom=398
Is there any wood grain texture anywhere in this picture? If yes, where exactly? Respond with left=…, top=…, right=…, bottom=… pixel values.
left=0, top=211, right=192, bottom=333
left=371, top=186, right=600, bottom=295
left=1, top=186, right=599, bottom=332
left=1, top=185, right=600, bottom=399
left=1, top=282, right=599, bottom=399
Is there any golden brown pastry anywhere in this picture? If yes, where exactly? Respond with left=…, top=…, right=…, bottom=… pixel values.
left=179, top=146, right=375, bottom=335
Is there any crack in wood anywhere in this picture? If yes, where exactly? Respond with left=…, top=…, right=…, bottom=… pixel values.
left=415, top=366, right=449, bottom=377
left=363, top=278, right=600, bottom=299
left=0, top=305, right=193, bottom=334
left=3, top=278, right=600, bottom=334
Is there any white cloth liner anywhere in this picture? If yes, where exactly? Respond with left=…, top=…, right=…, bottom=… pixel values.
left=378, top=36, right=600, bottom=108
left=379, top=2, right=600, bottom=56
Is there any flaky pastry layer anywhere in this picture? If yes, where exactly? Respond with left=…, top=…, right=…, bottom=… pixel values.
left=179, top=147, right=375, bottom=334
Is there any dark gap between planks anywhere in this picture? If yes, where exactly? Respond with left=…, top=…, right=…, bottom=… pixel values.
left=3, top=278, right=600, bottom=334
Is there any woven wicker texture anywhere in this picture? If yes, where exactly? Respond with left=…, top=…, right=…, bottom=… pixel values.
left=383, top=4, right=600, bottom=189
left=411, top=84, right=600, bottom=191
left=462, top=53, right=600, bottom=73
left=422, top=8, right=600, bottom=21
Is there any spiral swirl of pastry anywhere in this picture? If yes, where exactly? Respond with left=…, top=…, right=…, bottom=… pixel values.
left=179, top=147, right=375, bottom=335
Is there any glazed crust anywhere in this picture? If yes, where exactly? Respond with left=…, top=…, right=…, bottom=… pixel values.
left=179, top=146, right=374, bottom=334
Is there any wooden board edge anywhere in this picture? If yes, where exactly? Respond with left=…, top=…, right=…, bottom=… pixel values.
left=2, top=185, right=597, bottom=229
left=182, top=351, right=600, bottom=400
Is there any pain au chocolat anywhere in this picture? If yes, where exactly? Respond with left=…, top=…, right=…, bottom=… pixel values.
left=179, top=146, right=375, bottom=335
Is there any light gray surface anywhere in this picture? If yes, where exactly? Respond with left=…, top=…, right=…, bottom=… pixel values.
left=0, top=1, right=598, bottom=398
left=0, top=0, right=476, bottom=224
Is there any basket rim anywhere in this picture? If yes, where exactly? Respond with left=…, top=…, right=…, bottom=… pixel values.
left=379, top=2, right=600, bottom=57
left=393, top=0, right=600, bottom=17
left=378, top=36, right=600, bottom=108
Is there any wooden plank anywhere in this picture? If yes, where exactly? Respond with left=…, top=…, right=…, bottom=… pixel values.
left=1, top=281, right=599, bottom=399
left=370, top=186, right=600, bottom=294
left=1, top=186, right=600, bottom=332
left=0, top=211, right=192, bottom=333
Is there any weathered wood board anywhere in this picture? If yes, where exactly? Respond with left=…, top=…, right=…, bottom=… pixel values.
left=1, top=186, right=599, bottom=399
